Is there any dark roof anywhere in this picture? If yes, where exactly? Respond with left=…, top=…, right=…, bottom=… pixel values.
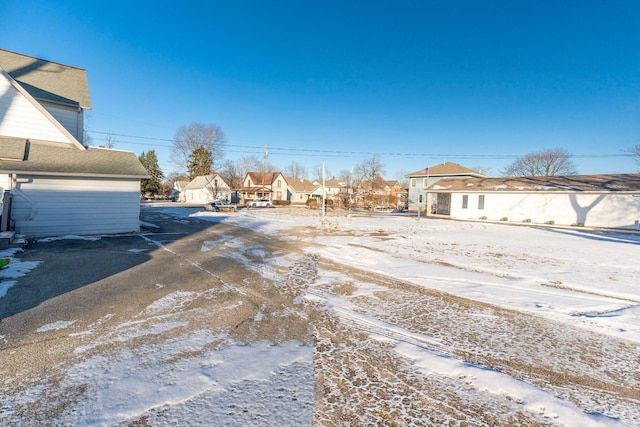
left=287, top=177, right=319, bottom=192
left=406, top=162, right=485, bottom=178
left=427, top=174, right=640, bottom=193
left=0, top=138, right=148, bottom=178
left=0, top=48, right=91, bottom=109
left=246, top=171, right=285, bottom=185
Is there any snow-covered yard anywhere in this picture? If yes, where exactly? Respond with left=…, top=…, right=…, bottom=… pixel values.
left=1, top=206, right=638, bottom=426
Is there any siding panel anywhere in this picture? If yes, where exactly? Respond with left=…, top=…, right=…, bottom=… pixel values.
left=0, top=77, right=73, bottom=143
left=11, top=175, right=141, bottom=236
left=449, top=192, right=640, bottom=229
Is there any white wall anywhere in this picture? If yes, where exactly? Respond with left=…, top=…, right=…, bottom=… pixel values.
left=40, top=101, right=83, bottom=142
left=10, top=175, right=141, bottom=237
left=449, top=192, right=640, bottom=229
left=273, top=175, right=287, bottom=201
left=0, top=75, right=74, bottom=144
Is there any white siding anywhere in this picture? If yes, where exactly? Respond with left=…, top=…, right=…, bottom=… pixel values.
left=449, top=192, right=640, bottom=229
left=185, top=188, right=212, bottom=203
left=40, top=101, right=82, bottom=142
left=11, top=175, right=141, bottom=237
left=0, top=76, right=74, bottom=144
left=0, top=173, right=10, bottom=192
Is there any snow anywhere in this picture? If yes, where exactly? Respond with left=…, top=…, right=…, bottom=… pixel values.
left=2, top=207, right=639, bottom=425
left=37, top=320, right=77, bottom=333
left=0, top=247, right=39, bottom=297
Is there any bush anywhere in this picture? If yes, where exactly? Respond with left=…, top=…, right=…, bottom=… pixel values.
left=524, top=218, right=532, bottom=223
left=577, top=222, right=584, bottom=227
left=500, top=217, right=508, bottom=222
left=547, top=220, right=555, bottom=225
left=480, top=215, right=487, bottom=220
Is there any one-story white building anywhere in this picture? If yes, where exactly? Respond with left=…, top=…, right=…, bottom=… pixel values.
left=183, top=174, right=231, bottom=204
left=427, top=174, right=640, bottom=230
left=0, top=49, right=148, bottom=237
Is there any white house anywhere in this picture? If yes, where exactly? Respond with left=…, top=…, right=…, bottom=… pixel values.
left=0, top=49, right=148, bottom=237
left=406, top=162, right=486, bottom=213
left=427, top=174, right=640, bottom=230
left=287, top=177, right=322, bottom=205
left=237, top=172, right=288, bottom=204
left=172, top=180, right=189, bottom=202
left=183, top=174, right=231, bottom=204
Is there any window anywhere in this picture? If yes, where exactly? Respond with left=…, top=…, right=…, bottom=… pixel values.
left=418, top=194, right=423, bottom=203
left=277, top=180, right=282, bottom=188
left=410, top=178, right=416, bottom=188
left=462, top=195, right=468, bottom=209
left=478, top=195, right=485, bottom=210
left=423, top=178, right=428, bottom=187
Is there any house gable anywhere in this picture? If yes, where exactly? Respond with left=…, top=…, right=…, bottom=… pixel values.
left=0, top=49, right=91, bottom=109
left=0, top=69, right=84, bottom=148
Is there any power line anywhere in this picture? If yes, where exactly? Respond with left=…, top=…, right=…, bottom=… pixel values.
left=88, top=130, right=633, bottom=160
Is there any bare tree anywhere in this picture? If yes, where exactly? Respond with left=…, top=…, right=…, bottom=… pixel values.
left=283, top=161, right=307, bottom=179
left=353, top=154, right=386, bottom=207
left=311, top=164, right=331, bottom=182
left=502, top=148, right=578, bottom=177
left=166, top=171, right=188, bottom=183
left=628, top=144, right=640, bottom=169
left=171, top=123, right=226, bottom=172
left=219, top=156, right=264, bottom=189
left=104, top=131, right=117, bottom=149
left=354, top=154, right=386, bottom=189
left=469, top=165, right=491, bottom=176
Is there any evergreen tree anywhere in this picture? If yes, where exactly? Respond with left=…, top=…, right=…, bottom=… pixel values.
left=188, top=146, right=213, bottom=180
left=139, top=150, right=164, bottom=196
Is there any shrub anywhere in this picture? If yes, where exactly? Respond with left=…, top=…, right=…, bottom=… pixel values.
left=547, top=220, right=555, bottom=225
left=577, top=222, right=584, bottom=227
left=524, top=218, right=532, bottom=223
left=480, top=215, right=487, bottom=220
left=500, top=217, right=508, bottom=222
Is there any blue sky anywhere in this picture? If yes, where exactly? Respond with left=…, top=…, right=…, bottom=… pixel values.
left=3, top=1, right=639, bottom=179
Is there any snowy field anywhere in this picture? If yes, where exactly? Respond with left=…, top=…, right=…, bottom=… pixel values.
left=1, top=206, right=639, bottom=426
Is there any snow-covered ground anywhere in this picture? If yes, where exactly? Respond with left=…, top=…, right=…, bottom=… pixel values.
left=1, top=206, right=638, bottom=426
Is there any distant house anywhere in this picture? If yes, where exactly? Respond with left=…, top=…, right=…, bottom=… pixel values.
left=357, top=176, right=404, bottom=208
left=183, top=174, right=231, bottom=204
left=313, top=177, right=346, bottom=198
left=172, top=180, right=189, bottom=202
left=287, top=177, right=322, bottom=205
left=427, top=174, right=640, bottom=230
left=406, top=162, right=486, bottom=213
left=237, top=172, right=288, bottom=204
left=0, top=49, right=148, bottom=237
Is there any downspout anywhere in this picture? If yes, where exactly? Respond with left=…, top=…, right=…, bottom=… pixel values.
left=12, top=174, right=38, bottom=220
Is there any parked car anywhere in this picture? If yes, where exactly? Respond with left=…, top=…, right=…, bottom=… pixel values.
left=205, top=200, right=237, bottom=212
left=247, top=198, right=272, bottom=208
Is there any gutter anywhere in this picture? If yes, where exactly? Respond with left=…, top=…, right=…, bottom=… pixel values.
left=0, top=170, right=149, bottom=179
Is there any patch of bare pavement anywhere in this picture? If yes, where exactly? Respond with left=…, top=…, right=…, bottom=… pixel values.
left=0, top=206, right=638, bottom=426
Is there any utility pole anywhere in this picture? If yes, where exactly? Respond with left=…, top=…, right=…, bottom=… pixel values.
left=263, top=145, right=268, bottom=199
left=322, top=162, right=326, bottom=220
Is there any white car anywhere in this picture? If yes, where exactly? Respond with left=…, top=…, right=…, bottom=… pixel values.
left=247, top=199, right=272, bottom=208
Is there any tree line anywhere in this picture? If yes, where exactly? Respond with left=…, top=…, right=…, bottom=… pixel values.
left=137, top=122, right=640, bottom=197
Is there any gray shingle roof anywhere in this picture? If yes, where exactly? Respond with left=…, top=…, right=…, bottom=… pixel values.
left=406, top=162, right=486, bottom=178
left=427, top=174, right=640, bottom=193
left=0, top=138, right=148, bottom=178
left=0, top=48, right=91, bottom=109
